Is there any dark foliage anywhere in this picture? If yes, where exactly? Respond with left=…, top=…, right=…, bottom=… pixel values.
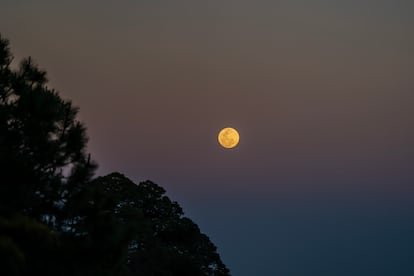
left=0, top=34, right=230, bottom=276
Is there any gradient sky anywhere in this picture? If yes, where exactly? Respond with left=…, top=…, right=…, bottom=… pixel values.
left=1, top=1, right=414, bottom=275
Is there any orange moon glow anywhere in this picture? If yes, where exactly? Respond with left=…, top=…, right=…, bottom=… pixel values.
left=218, top=128, right=240, bottom=149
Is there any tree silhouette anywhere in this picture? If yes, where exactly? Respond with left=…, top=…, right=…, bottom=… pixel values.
left=0, top=35, right=96, bottom=224
left=0, top=34, right=230, bottom=275
left=76, top=173, right=230, bottom=276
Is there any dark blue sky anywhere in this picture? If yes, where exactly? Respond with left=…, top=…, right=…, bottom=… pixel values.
left=1, top=1, right=414, bottom=275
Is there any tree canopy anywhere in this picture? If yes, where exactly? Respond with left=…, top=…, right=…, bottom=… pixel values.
left=0, top=34, right=230, bottom=276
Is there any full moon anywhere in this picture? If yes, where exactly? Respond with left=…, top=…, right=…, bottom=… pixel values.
left=218, top=127, right=240, bottom=149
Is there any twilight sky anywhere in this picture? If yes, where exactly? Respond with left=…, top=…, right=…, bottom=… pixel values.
left=1, top=1, right=414, bottom=275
